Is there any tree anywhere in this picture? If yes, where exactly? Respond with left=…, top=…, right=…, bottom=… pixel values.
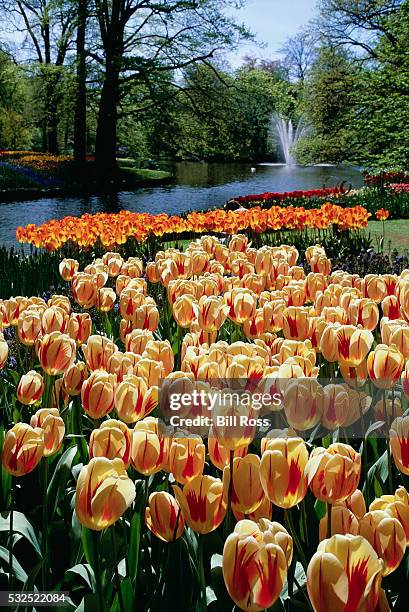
left=0, top=50, right=32, bottom=148
left=92, top=0, right=251, bottom=176
left=73, top=0, right=87, bottom=163
left=0, top=0, right=76, bottom=153
left=280, top=28, right=317, bottom=81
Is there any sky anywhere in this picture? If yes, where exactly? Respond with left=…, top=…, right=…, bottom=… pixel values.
left=227, top=0, right=318, bottom=66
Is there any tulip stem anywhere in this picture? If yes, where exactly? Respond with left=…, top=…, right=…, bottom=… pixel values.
left=226, top=450, right=234, bottom=536
left=284, top=509, right=308, bottom=574
left=8, top=477, right=15, bottom=589
left=42, top=457, right=49, bottom=591
left=197, top=536, right=207, bottom=612
left=92, top=531, right=106, bottom=612
left=110, top=527, right=125, bottom=612
left=383, top=390, right=394, bottom=494
left=327, top=503, right=332, bottom=539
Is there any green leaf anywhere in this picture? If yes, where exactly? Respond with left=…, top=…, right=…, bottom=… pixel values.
left=66, top=564, right=95, bottom=592
left=81, top=527, right=95, bottom=568
left=128, top=513, right=141, bottom=583
left=47, top=446, right=78, bottom=522
left=110, top=578, right=134, bottom=612
left=0, top=511, right=41, bottom=557
left=314, top=500, right=326, bottom=520
left=0, top=545, right=28, bottom=583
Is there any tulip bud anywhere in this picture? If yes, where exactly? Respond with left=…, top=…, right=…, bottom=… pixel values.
left=173, top=473, right=228, bottom=534
left=67, top=313, right=92, bottom=345
left=81, top=370, right=116, bottom=419
left=260, top=437, right=308, bottom=508
left=63, top=361, right=88, bottom=396
left=18, top=309, right=41, bottom=345
left=305, top=443, right=361, bottom=503
left=96, top=287, right=116, bottom=312
left=145, top=491, right=185, bottom=542
left=222, top=519, right=288, bottom=611
left=282, top=306, right=310, bottom=340
left=390, top=416, right=409, bottom=475
left=75, top=457, right=135, bottom=530
left=0, top=333, right=8, bottom=368
left=89, top=419, right=131, bottom=466
left=114, top=374, right=158, bottom=424
left=72, top=274, right=98, bottom=308
left=307, top=534, right=383, bottom=612
left=169, top=435, right=205, bottom=484
left=197, top=295, right=229, bottom=332
left=131, top=417, right=169, bottom=475
left=1, top=423, right=44, bottom=476
left=30, top=408, right=65, bottom=456
left=59, top=258, right=79, bottom=281
left=283, top=378, right=323, bottom=431
left=125, top=328, right=154, bottom=354
left=367, top=344, right=404, bottom=389
left=41, top=306, right=68, bottom=335
left=230, top=454, right=264, bottom=515
left=17, top=370, right=44, bottom=405
left=369, top=486, right=409, bottom=541
left=142, top=340, right=174, bottom=376
left=82, top=335, right=118, bottom=371
left=208, top=438, right=247, bottom=470
left=322, top=384, right=350, bottom=430
left=38, top=332, right=76, bottom=375
left=359, top=510, right=406, bottom=575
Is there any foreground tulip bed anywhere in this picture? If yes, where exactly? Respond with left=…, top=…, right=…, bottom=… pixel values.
left=2, top=234, right=409, bottom=611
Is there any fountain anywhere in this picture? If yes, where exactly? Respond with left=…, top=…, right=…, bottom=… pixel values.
left=272, top=113, right=310, bottom=165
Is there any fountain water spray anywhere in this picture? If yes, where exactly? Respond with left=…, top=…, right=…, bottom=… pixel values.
left=272, top=113, right=310, bottom=165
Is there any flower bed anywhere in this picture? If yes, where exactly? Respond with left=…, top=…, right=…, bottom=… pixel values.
left=363, top=170, right=409, bottom=188
left=234, top=186, right=345, bottom=206
left=1, top=237, right=409, bottom=609
left=16, top=203, right=371, bottom=251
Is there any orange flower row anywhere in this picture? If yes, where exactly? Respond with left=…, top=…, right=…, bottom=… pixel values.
left=16, top=203, right=371, bottom=251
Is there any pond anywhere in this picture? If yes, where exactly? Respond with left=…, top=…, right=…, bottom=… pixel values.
left=0, top=162, right=363, bottom=248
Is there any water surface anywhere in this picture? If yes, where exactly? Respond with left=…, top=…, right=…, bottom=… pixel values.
left=0, top=162, right=363, bottom=248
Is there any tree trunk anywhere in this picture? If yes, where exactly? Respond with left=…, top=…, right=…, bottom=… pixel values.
left=95, top=57, right=120, bottom=178
left=74, top=0, right=87, bottom=165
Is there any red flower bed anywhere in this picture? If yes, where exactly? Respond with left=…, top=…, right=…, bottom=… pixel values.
left=235, top=186, right=345, bottom=204
left=387, top=183, right=409, bottom=193
left=363, top=171, right=409, bottom=188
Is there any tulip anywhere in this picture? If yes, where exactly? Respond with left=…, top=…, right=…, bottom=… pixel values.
left=347, top=298, right=379, bottom=331
left=2, top=423, right=44, bottom=476
left=322, top=384, right=350, bottom=430
left=388, top=324, right=409, bottom=358
left=169, top=435, right=205, bottom=484
left=233, top=496, right=272, bottom=522
left=306, top=443, right=361, bottom=503
left=374, top=397, right=402, bottom=422
left=37, top=332, right=76, bottom=376
left=131, top=417, right=169, bottom=475
left=390, top=416, right=409, bottom=475
left=17, top=370, right=44, bottom=405
left=114, top=375, right=158, bottom=424
left=225, top=288, right=257, bottom=324
left=67, top=313, right=92, bottom=345
left=359, top=510, right=406, bottom=575
left=59, top=258, right=79, bottom=281
left=382, top=295, right=401, bottom=320
left=307, top=534, right=383, bottom=612
left=230, top=454, right=264, bottom=515
left=96, top=287, right=116, bottom=312
left=361, top=274, right=387, bottom=303
left=208, top=437, right=247, bottom=470
left=41, top=306, right=68, bottom=335
left=260, top=437, right=308, bottom=508
left=310, top=254, right=331, bottom=275
left=282, top=306, right=310, bottom=340
left=197, top=295, right=229, bottom=332
left=89, top=419, right=131, bottom=466
left=81, top=370, right=116, bottom=419
left=145, top=491, right=185, bottom=542
left=283, top=378, right=323, bottom=431
left=0, top=333, right=8, bottom=368
left=172, top=294, right=198, bottom=328
left=173, top=474, right=228, bottom=534
left=133, top=302, right=159, bottom=332
left=82, top=335, right=118, bottom=371
left=125, top=328, right=154, bottom=354
left=367, top=344, right=404, bottom=389
left=211, top=394, right=257, bottom=451
left=72, top=274, right=98, bottom=308
left=63, top=361, right=88, bottom=396
left=30, top=408, right=65, bottom=457
left=18, top=309, right=41, bottom=345
left=370, top=486, right=409, bottom=542
left=142, top=339, right=174, bottom=376
left=339, top=360, right=368, bottom=388
left=319, top=504, right=359, bottom=541
left=75, top=457, right=135, bottom=530
left=321, top=324, right=373, bottom=366
left=222, top=519, right=288, bottom=612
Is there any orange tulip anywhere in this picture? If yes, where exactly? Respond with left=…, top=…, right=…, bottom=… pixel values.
left=143, top=339, right=174, bottom=376
left=125, top=328, right=154, bottom=354
left=283, top=378, right=323, bottom=431
left=307, top=534, right=383, bottom=612
left=0, top=333, right=8, bottom=368
left=17, top=370, right=44, bottom=405
left=208, top=438, right=247, bottom=470
left=172, top=294, right=198, bottom=328
left=347, top=298, right=379, bottom=331
left=114, top=374, right=158, bottom=424
left=197, top=295, right=229, bottom=332
left=82, top=335, right=118, bottom=371
left=75, top=457, right=135, bottom=530
left=390, top=416, right=409, bottom=475
left=37, top=332, right=76, bottom=375
left=387, top=324, right=409, bottom=358
left=81, top=370, right=116, bottom=419
left=310, top=254, right=331, bottom=275
left=145, top=491, right=185, bottom=542
left=373, top=397, right=402, bottom=422
left=67, top=313, right=92, bottom=345
left=41, top=306, right=68, bottom=335
left=1, top=423, right=44, bottom=476
left=89, top=419, right=131, bottom=466
left=369, top=486, right=409, bottom=542
left=72, top=274, right=98, bottom=308
left=359, top=510, right=406, bottom=575
left=322, top=384, right=350, bottom=430
left=173, top=473, right=228, bottom=534
left=321, top=324, right=373, bottom=366
left=131, top=417, right=169, bottom=475
left=30, top=408, right=65, bottom=456
left=222, top=519, right=288, bottom=612
left=260, top=436, right=308, bottom=508
left=169, top=435, right=205, bottom=484
left=225, top=288, right=257, bottom=324
left=96, top=287, right=116, bottom=312
left=319, top=504, right=359, bottom=541
left=367, top=344, right=404, bottom=389
left=382, top=295, right=401, bottom=320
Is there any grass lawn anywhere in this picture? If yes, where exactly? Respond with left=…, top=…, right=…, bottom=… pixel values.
left=366, top=219, right=409, bottom=253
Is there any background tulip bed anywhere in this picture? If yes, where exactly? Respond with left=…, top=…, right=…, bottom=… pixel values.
left=2, top=235, right=409, bottom=610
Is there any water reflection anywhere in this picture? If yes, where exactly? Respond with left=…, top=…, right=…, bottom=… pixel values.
left=0, top=162, right=363, bottom=248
